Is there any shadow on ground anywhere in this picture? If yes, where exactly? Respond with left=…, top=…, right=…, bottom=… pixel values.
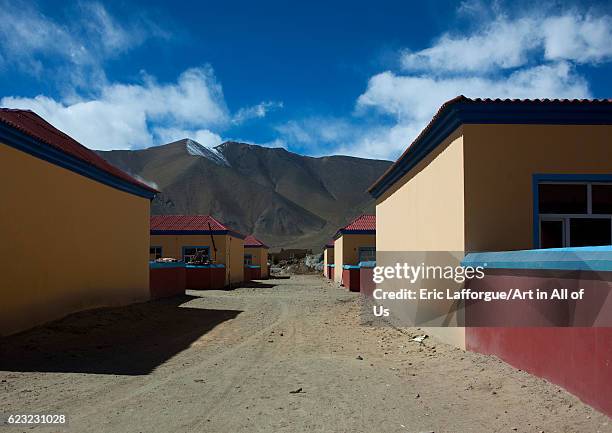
left=235, top=280, right=278, bottom=289
left=0, top=295, right=241, bottom=376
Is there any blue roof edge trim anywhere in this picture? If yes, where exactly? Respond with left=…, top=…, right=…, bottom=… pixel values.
left=358, top=261, right=377, bottom=268
left=0, top=122, right=157, bottom=200
left=150, top=229, right=246, bottom=239
left=149, top=262, right=185, bottom=269
left=334, top=229, right=376, bottom=239
left=343, top=264, right=360, bottom=269
left=369, top=101, right=612, bottom=199
left=462, top=246, right=612, bottom=272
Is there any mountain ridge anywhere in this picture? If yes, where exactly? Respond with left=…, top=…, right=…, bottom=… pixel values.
left=98, top=139, right=392, bottom=251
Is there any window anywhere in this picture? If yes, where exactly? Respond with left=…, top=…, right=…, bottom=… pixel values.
left=244, top=254, right=253, bottom=265
left=150, top=246, right=162, bottom=260
left=182, top=246, right=209, bottom=262
left=538, top=181, right=612, bottom=248
left=358, top=246, right=376, bottom=262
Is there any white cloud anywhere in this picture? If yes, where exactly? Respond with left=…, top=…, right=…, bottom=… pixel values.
left=542, top=14, right=612, bottom=63
left=401, top=17, right=538, bottom=73
left=0, top=0, right=163, bottom=87
left=273, top=6, right=610, bottom=161
left=1, top=67, right=229, bottom=150
left=401, top=12, right=612, bottom=73
left=357, top=62, right=589, bottom=121
left=233, top=101, right=283, bottom=124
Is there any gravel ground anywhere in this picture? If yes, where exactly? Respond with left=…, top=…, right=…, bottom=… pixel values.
left=1, top=275, right=610, bottom=433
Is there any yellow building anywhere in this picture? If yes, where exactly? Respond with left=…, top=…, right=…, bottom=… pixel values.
left=322, top=241, right=334, bottom=279
left=244, top=235, right=270, bottom=279
left=333, top=215, right=376, bottom=285
left=368, top=96, right=612, bottom=346
left=150, top=215, right=245, bottom=285
left=0, top=108, right=158, bottom=336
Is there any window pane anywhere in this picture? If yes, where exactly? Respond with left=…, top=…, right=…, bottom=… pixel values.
left=569, top=218, right=612, bottom=247
left=539, top=184, right=587, bottom=214
left=592, top=184, right=612, bottom=214
left=359, top=247, right=376, bottom=262
left=540, top=220, right=564, bottom=248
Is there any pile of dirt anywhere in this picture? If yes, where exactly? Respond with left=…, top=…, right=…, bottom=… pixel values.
left=271, top=254, right=322, bottom=275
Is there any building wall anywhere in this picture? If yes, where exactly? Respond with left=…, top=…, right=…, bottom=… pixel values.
left=463, top=124, right=612, bottom=252
left=149, top=233, right=244, bottom=285
left=374, top=129, right=466, bottom=348
left=323, top=247, right=334, bottom=275
left=376, top=129, right=465, bottom=252
left=0, top=143, right=151, bottom=336
left=333, top=234, right=376, bottom=283
left=150, top=233, right=229, bottom=262
left=333, top=237, right=344, bottom=283
left=245, top=247, right=269, bottom=278
left=225, top=235, right=245, bottom=285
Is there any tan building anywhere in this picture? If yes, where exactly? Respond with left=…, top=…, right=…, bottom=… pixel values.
left=333, top=215, right=376, bottom=285
left=150, top=215, right=245, bottom=285
left=369, top=96, right=612, bottom=346
left=322, top=240, right=334, bottom=279
left=244, top=234, right=269, bottom=279
left=0, top=108, right=157, bottom=336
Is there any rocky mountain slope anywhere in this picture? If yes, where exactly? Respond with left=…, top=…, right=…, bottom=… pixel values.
left=99, top=139, right=391, bottom=250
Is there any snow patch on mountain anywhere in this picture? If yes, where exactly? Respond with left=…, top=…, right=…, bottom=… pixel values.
left=185, top=139, right=230, bottom=167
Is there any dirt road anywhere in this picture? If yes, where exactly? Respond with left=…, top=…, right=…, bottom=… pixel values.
left=1, top=275, right=610, bottom=432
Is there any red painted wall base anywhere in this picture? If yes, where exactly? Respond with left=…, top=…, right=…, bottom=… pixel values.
left=150, top=267, right=186, bottom=299
left=342, top=268, right=360, bottom=292
left=467, top=327, right=612, bottom=417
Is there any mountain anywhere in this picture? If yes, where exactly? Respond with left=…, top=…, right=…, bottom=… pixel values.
left=98, top=139, right=392, bottom=251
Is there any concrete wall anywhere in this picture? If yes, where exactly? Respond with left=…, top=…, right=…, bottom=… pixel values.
left=374, top=130, right=466, bottom=348
left=0, top=143, right=151, bottom=336
left=463, top=124, right=612, bottom=252
left=245, top=247, right=269, bottom=278
left=376, top=129, right=465, bottom=252
left=226, top=235, right=245, bottom=285
left=150, top=233, right=244, bottom=285
left=333, top=234, right=376, bottom=283
left=333, top=237, right=344, bottom=283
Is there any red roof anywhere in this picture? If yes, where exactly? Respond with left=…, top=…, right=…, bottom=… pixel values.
left=244, top=235, right=269, bottom=248
left=333, top=214, right=376, bottom=239
left=0, top=108, right=158, bottom=194
left=369, top=96, right=612, bottom=197
left=150, top=215, right=231, bottom=231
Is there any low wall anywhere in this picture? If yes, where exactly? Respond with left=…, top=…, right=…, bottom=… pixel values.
left=462, top=246, right=612, bottom=417
left=244, top=265, right=262, bottom=281
left=359, top=261, right=375, bottom=296
left=342, top=266, right=360, bottom=292
left=149, top=262, right=186, bottom=299
left=186, top=264, right=226, bottom=290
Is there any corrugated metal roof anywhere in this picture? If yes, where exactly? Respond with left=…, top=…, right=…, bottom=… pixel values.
left=0, top=108, right=158, bottom=194
left=244, top=235, right=269, bottom=248
left=150, top=215, right=230, bottom=231
left=369, top=96, right=612, bottom=198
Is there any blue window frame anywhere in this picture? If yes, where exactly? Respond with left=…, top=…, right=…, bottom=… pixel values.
left=182, top=246, right=210, bottom=261
left=533, top=174, right=612, bottom=248
left=244, top=253, right=253, bottom=265
left=358, top=246, right=376, bottom=262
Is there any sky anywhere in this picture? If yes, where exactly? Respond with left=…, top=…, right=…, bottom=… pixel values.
left=1, top=0, right=611, bottom=161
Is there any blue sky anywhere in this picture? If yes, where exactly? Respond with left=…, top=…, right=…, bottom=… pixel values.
left=1, top=0, right=611, bottom=160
